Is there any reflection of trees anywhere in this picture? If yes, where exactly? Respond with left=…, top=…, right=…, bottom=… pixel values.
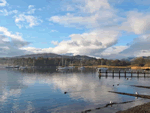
left=1, top=57, right=132, bottom=67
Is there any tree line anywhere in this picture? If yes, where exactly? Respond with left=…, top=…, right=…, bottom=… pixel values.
left=0, top=57, right=131, bottom=67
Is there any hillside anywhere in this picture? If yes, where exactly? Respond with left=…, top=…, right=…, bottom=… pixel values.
left=13, top=53, right=96, bottom=60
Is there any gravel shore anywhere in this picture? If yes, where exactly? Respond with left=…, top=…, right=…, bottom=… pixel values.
left=116, top=102, right=150, bottom=113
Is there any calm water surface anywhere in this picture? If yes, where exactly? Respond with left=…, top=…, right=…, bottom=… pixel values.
left=0, top=66, right=150, bottom=113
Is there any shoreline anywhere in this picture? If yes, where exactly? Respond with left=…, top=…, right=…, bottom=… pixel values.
left=80, top=65, right=131, bottom=69
left=2, top=63, right=150, bottom=70
left=116, top=102, right=150, bottom=113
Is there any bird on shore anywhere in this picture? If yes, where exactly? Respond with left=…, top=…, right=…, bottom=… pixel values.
left=110, top=101, right=113, bottom=107
left=135, top=92, right=138, bottom=95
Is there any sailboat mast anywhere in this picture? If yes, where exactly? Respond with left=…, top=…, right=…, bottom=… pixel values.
left=81, top=58, right=82, bottom=67
left=65, top=60, right=66, bottom=67
left=62, top=56, right=63, bottom=67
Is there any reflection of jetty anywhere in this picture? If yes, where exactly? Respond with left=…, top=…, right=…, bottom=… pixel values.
left=5, top=65, right=19, bottom=68
left=98, top=70, right=150, bottom=78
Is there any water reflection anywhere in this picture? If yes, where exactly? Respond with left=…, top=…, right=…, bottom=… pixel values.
left=0, top=68, right=150, bottom=112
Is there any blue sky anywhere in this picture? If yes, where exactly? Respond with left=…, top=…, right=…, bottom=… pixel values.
left=1, top=0, right=150, bottom=59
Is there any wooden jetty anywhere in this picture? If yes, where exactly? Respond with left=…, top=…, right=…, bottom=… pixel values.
left=108, top=91, right=150, bottom=99
left=98, top=69, right=150, bottom=78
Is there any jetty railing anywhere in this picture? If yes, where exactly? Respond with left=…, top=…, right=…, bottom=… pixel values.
left=98, top=69, right=150, bottom=78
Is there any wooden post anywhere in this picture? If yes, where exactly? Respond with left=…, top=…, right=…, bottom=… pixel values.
left=99, top=74, right=101, bottom=79
left=106, top=70, right=107, bottom=77
left=137, top=71, right=139, bottom=77
left=112, top=70, right=114, bottom=77
left=119, top=70, right=120, bottom=78
left=125, top=70, right=126, bottom=78
left=99, top=69, right=101, bottom=75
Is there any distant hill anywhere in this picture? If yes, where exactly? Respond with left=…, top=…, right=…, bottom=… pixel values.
left=13, top=53, right=96, bottom=60
left=122, top=57, right=135, bottom=61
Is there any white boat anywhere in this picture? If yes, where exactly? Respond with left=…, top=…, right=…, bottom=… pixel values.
left=19, top=66, right=27, bottom=70
left=6, top=65, right=20, bottom=68
left=5, top=66, right=14, bottom=68
left=14, top=65, right=19, bottom=68
left=68, top=66, right=75, bottom=69
left=78, top=66, right=85, bottom=70
left=97, top=60, right=108, bottom=72
left=67, top=61, right=75, bottom=70
left=78, top=58, right=85, bottom=70
left=57, top=57, right=69, bottom=71
left=57, top=66, right=68, bottom=70
left=97, top=67, right=108, bottom=72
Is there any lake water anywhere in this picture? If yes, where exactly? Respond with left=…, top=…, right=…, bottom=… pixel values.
left=0, top=66, right=150, bottom=113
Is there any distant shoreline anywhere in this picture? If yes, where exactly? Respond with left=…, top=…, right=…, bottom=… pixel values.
left=79, top=65, right=131, bottom=69
left=1, top=64, right=150, bottom=70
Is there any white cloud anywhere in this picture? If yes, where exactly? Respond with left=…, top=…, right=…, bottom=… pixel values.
left=0, top=0, right=7, bottom=7
left=49, top=0, right=123, bottom=29
left=121, top=11, right=150, bottom=34
left=79, top=0, right=110, bottom=13
left=51, top=41, right=58, bottom=45
left=0, top=26, right=30, bottom=57
left=14, top=14, right=43, bottom=28
left=64, top=5, right=75, bottom=11
left=62, top=0, right=110, bottom=13
left=51, top=30, right=119, bottom=55
left=50, top=30, right=58, bottom=32
left=101, top=46, right=128, bottom=56
left=20, top=47, right=53, bottom=54
left=119, top=34, right=150, bottom=57
left=28, top=5, right=34, bottom=9
left=0, top=9, right=18, bottom=16
left=27, top=5, right=36, bottom=14
left=23, top=29, right=120, bottom=57
left=49, top=10, right=120, bottom=29
left=0, top=27, right=24, bottom=41
left=114, top=0, right=150, bottom=5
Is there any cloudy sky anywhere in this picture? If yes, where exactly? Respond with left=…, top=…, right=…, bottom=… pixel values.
left=0, top=0, right=150, bottom=59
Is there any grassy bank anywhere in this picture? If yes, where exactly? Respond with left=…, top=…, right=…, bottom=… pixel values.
left=75, top=65, right=132, bottom=69
left=131, top=66, right=150, bottom=70
left=76, top=65, right=150, bottom=70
